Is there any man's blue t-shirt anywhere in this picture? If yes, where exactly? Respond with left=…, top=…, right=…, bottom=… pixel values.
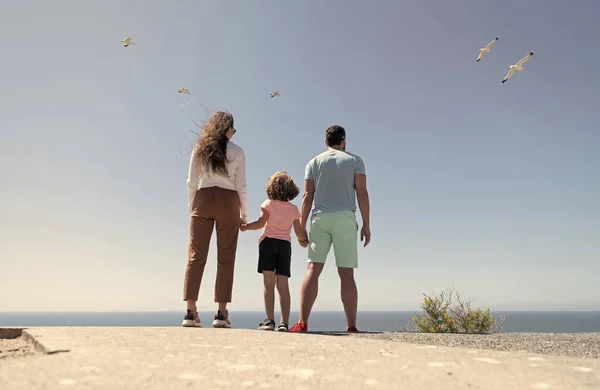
left=304, top=149, right=366, bottom=215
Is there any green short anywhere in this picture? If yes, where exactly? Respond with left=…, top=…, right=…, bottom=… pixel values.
left=307, top=210, right=358, bottom=268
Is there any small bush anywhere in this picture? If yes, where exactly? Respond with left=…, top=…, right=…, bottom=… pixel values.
left=407, top=287, right=505, bottom=334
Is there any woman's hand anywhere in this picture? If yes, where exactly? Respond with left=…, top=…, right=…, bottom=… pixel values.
left=240, top=222, right=248, bottom=232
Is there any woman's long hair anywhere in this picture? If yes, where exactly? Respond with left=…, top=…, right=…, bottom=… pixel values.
left=194, top=111, right=234, bottom=176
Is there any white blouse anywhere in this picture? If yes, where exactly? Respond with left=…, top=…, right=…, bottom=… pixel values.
left=187, top=141, right=249, bottom=222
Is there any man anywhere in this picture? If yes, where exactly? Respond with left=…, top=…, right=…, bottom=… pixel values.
left=290, top=125, right=371, bottom=333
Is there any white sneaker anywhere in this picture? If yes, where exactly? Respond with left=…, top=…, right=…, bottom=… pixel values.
left=212, top=310, right=231, bottom=328
left=181, top=310, right=202, bottom=328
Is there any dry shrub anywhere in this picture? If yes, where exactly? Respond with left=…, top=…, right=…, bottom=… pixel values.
left=405, top=286, right=506, bottom=334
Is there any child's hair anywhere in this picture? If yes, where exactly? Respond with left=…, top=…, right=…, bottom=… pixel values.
left=266, top=171, right=299, bottom=202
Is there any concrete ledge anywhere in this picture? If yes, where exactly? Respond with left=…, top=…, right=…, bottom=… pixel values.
left=21, top=330, right=69, bottom=355
left=1, top=327, right=599, bottom=389
left=0, top=328, right=69, bottom=355
left=21, top=329, right=70, bottom=355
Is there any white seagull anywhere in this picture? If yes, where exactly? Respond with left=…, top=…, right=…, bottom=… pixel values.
left=121, top=37, right=135, bottom=47
left=476, top=37, right=499, bottom=63
left=270, top=90, right=280, bottom=98
left=501, top=52, right=534, bottom=84
left=177, top=88, right=191, bottom=94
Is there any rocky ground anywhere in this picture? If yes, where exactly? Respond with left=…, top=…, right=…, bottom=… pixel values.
left=349, top=331, right=600, bottom=359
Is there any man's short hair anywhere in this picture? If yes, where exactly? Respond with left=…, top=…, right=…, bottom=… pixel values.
left=325, top=125, right=346, bottom=147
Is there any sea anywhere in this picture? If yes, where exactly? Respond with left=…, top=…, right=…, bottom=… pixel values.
left=1, top=311, right=599, bottom=333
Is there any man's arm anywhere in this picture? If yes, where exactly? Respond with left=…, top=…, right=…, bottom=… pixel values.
left=301, top=160, right=315, bottom=232
left=300, top=179, right=314, bottom=232
left=355, top=173, right=371, bottom=247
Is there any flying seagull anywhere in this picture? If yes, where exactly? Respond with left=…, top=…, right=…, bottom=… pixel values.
left=270, top=90, right=280, bottom=98
left=476, top=37, right=499, bottom=63
left=177, top=88, right=190, bottom=94
left=501, top=52, right=534, bottom=84
left=121, top=37, right=135, bottom=47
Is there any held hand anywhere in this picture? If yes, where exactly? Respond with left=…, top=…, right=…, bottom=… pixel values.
left=298, top=230, right=309, bottom=248
left=240, top=222, right=248, bottom=232
left=360, top=225, right=371, bottom=247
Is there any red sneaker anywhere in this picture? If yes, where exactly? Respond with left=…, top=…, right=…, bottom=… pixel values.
left=347, top=326, right=359, bottom=332
left=290, top=322, right=308, bottom=332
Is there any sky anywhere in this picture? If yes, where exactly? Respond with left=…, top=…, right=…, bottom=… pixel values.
left=1, top=0, right=599, bottom=313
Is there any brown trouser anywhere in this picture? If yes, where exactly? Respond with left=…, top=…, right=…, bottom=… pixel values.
left=183, top=186, right=241, bottom=303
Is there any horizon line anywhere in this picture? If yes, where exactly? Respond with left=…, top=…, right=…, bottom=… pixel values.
left=2, top=309, right=599, bottom=314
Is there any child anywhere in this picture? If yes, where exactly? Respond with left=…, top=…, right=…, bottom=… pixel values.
left=241, top=171, right=308, bottom=332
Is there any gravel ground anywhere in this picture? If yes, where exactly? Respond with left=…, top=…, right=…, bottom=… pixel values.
left=0, top=338, right=37, bottom=360
left=349, top=332, right=600, bottom=359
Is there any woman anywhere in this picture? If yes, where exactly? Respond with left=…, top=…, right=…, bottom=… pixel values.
left=182, top=111, right=248, bottom=328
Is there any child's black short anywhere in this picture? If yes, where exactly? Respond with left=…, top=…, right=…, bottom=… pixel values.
left=258, top=237, right=292, bottom=277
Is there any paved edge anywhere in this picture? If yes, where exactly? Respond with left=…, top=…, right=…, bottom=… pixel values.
left=21, top=331, right=51, bottom=354
left=0, top=328, right=65, bottom=355
left=5, top=327, right=600, bottom=360
left=2, top=328, right=600, bottom=390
